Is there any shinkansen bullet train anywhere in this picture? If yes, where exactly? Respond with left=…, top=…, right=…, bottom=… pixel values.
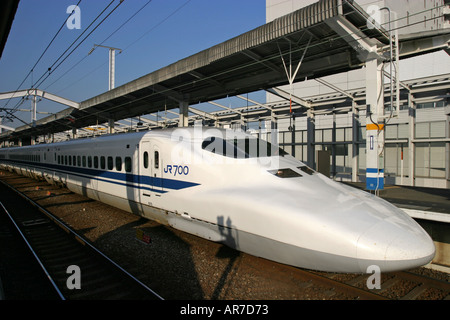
left=0, top=127, right=435, bottom=273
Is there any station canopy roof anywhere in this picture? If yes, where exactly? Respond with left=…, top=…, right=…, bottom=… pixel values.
left=2, top=0, right=448, bottom=142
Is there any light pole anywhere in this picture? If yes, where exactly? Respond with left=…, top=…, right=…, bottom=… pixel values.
left=88, top=44, right=122, bottom=90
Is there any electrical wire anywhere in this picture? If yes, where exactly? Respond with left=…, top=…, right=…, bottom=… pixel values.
left=0, top=0, right=83, bottom=113
left=45, top=0, right=155, bottom=92
left=31, top=0, right=121, bottom=90
left=52, top=0, right=191, bottom=95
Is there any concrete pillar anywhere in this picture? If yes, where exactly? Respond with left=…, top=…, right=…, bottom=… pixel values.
left=307, top=108, right=315, bottom=169
left=408, top=92, right=416, bottom=187
left=72, top=127, right=77, bottom=140
left=179, top=101, right=189, bottom=127
left=365, top=57, right=385, bottom=191
left=31, top=94, right=37, bottom=126
left=351, top=100, right=359, bottom=182
left=331, top=109, right=336, bottom=178
left=109, top=49, right=116, bottom=91
left=445, top=105, right=450, bottom=188
left=109, top=118, right=115, bottom=134
left=446, top=105, right=450, bottom=187
left=240, top=114, right=246, bottom=132
left=270, top=111, right=278, bottom=149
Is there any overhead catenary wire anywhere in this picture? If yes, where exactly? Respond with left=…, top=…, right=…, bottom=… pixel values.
left=50, top=0, right=191, bottom=95
left=4, top=0, right=121, bottom=122
left=6, top=0, right=117, bottom=116
left=45, top=0, right=155, bottom=92
left=0, top=0, right=83, bottom=113
left=31, top=0, right=123, bottom=90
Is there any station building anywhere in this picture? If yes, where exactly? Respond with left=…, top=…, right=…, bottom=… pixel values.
left=265, top=0, right=450, bottom=189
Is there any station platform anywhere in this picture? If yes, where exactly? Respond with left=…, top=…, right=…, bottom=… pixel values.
left=344, top=182, right=450, bottom=217
left=343, top=182, right=449, bottom=268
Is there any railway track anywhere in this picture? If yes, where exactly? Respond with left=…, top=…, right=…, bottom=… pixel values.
left=0, top=171, right=448, bottom=300
left=0, top=179, right=163, bottom=300
left=311, top=268, right=450, bottom=300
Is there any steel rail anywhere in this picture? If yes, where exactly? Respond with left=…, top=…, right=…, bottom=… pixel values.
left=0, top=200, right=66, bottom=300
left=0, top=179, right=164, bottom=300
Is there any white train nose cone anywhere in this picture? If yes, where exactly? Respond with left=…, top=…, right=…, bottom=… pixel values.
left=356, top=216, right=435, bottom=273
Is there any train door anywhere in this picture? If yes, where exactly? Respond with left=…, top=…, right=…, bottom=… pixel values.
left=139, top=141, right=152, bottom=201
left=139, top=141, right=163, bottom=201
left=151, top=145, right=163, bottom=193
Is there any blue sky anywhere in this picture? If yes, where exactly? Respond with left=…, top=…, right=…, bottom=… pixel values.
left=0, top=0, right=266, bottom=128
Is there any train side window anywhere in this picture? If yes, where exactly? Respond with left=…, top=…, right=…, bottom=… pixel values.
left=82, top=156, right=86, bottom=167
left=107, top=156, right=113, bottom=170
left=88, top=156, right=92, bottom=168
left=115, top=157, right=122, bottom=171
left=143, top=152, right=148, bottom=169
left=154, top=151, right=159, bottom=169
left=94, top=156, right=98, bottom=169
left=69, top=156, right=72, bottom=166
left=100, top=156, right=106, bottom=170
left=77, top=156, right=81, bottom=167
left=73, top=156, right=76, bottom=166
left=125, top=157, right=132, bottom=172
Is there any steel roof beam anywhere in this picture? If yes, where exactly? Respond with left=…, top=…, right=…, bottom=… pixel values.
left=0, top=89, right=80, bottom=109
left=265, top=87, right=311, bottom=109
left=188, top=107, right=218, bottom=121
left=325, top=15, right=383, bottom=62
left=208, top=101, right=243, bottom=115
left=315, top=78, right=354, bottom=100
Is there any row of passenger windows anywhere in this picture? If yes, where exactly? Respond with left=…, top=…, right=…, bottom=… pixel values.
left=57, top=155, right=132, bottom=173
left=9, top=154, right=41, bottom=162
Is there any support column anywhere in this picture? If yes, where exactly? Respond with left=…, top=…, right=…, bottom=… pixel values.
left=307, top=108, right=315, bottom=169
left=408, top=92, right=416, bottom=186
left=179, top=101, right=189, bottom=127
left=109, top=49, right=116, bottom=90
left=109, top=118, right=115, bottom=134
left=240, top=114, right=246, bottom=131
left=290, top=114, right=296, bottom=158
left=351, top=100, right=360, bottom=182
left=270, top=111, right=278, bottom=149
left=72, top=127, right=77, bottom=140
left=446, top=105, right=450, bottom=187
left=32, top=94, right=37, bottom=125
left=331, top=109, right=336, bottom=178
left=365, top=57, right=385, bottom=191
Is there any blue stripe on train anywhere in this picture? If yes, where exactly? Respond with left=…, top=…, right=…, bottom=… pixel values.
left=0, top=159, right=199, bottom=193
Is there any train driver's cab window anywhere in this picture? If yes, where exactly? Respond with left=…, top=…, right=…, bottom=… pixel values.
left=154, top=151, right=159, bottom=169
